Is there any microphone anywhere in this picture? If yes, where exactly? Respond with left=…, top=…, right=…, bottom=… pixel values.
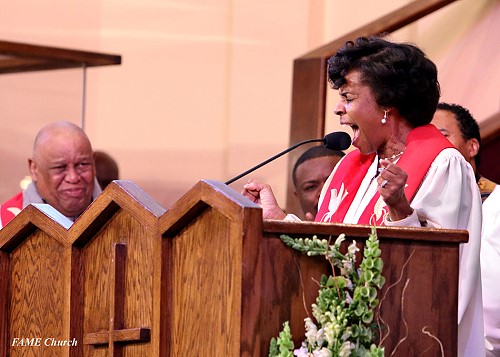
left=225, top=131, right=351, bottom=185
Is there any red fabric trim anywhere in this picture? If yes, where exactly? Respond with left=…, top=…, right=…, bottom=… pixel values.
left=315, top=150, right=375, bottom=223
left=315, top=124, right=454, bottom=225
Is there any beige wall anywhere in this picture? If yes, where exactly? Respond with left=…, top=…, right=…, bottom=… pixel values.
left=1, top=0, right=498, bottom=210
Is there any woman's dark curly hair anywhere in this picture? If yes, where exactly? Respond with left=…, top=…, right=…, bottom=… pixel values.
left=327, top=36, right=440, bottom=127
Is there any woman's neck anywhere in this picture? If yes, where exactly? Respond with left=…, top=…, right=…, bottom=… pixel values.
left=377, top=120, right=412, bottom=159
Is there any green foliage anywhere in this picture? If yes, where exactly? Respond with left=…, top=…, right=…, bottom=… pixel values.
left=269, top=322, right=294, bottom=357
left=270, top=227, right=385, bottom=357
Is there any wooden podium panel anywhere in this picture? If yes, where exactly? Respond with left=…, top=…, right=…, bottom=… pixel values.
left=71, top=180, right=165, bottom=357
left=0, top=206, right=75, bottom=356
left=159, top=180, right=264, bottom=356
left=257, top=226, right=330, bottom=351
left=262, top=221, right=463, bottom=356
left=10, top=230, right=70, bottom=356
left=0, top=180, right=466, bottom=356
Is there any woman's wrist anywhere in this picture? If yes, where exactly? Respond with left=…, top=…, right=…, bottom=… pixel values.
left=265, top=206, right=287, bottom=220
left=386, top=209, right=413, bottom=222
left=387, top=203, right=413, bottom=222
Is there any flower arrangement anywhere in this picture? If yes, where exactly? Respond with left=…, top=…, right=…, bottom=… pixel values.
left=268, top=227, right=385, bottom=357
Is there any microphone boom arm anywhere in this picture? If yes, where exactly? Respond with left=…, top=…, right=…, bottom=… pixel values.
left=225, top=138, right=323, bottom=185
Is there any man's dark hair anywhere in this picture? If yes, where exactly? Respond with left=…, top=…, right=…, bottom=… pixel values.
left=437, top=102, right=482, bottom=165
left=292, top=146, right=345, bottom=187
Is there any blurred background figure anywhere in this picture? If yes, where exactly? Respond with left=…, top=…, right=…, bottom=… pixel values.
left=432, top=102, right=499, bottom=356
left=481, top=186, right=500, bottom=357
left=292, top=146, right=345, bottom=220
left=94, top=150, right=120, bottom=189
left=432, top=102, right=497, bottom=202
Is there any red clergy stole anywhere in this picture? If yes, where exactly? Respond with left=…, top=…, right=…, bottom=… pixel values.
left=0, top=191, right=23, bottom=228
left=315, top=124, right=454, bottom=225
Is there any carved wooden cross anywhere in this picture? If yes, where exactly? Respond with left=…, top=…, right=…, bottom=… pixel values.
left=83, top=243, right=150, bottom=354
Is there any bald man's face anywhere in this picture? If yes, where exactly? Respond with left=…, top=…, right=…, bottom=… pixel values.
left=29, top=130, right=95, bottom=218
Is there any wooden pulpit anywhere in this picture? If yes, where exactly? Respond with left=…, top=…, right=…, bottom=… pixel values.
left=0, top=180, right=466, bottom=356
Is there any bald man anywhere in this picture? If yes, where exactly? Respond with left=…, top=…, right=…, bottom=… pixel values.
left=0, top=121, right=101, bottom=228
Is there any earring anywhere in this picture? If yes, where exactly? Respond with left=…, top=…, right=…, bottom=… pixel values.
left=381, top=110, right=387, bottom=124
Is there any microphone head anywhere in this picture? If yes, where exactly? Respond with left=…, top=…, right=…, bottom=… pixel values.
left=323, top=131, right=351, bottom=151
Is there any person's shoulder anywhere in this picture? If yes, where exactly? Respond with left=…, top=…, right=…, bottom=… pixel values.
left=432, top=149, right=478, bottom=186
left=435, top=147, right=464, bottom=159
left=434, top=148, right=472, bottom=167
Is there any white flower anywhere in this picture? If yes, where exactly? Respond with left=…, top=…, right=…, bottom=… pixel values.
left=315, top=327, right=326, bottom=347
left=324, top=311, right=337, bottom=324
left=347, top=240, right=359, bottom=256
left=334, top=234, right=346, bottom=246
left=323, top=315, right=341, bottom=340
left=340, top=261, right=353, bottom=276
left=345, top=278, right=353, bottom=290
left=345, top=291, right=353, bottom=304
left=341, top=327, right=353, bottom=341
left=324, top=322, right=335, bottom=346
left=293, top=344, right=310, bottom=357
left=305, top=318, right=318, bottom=346
left=313, top=347, right=332, bottom=357
left=339, top=341, right=354, bottom=357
